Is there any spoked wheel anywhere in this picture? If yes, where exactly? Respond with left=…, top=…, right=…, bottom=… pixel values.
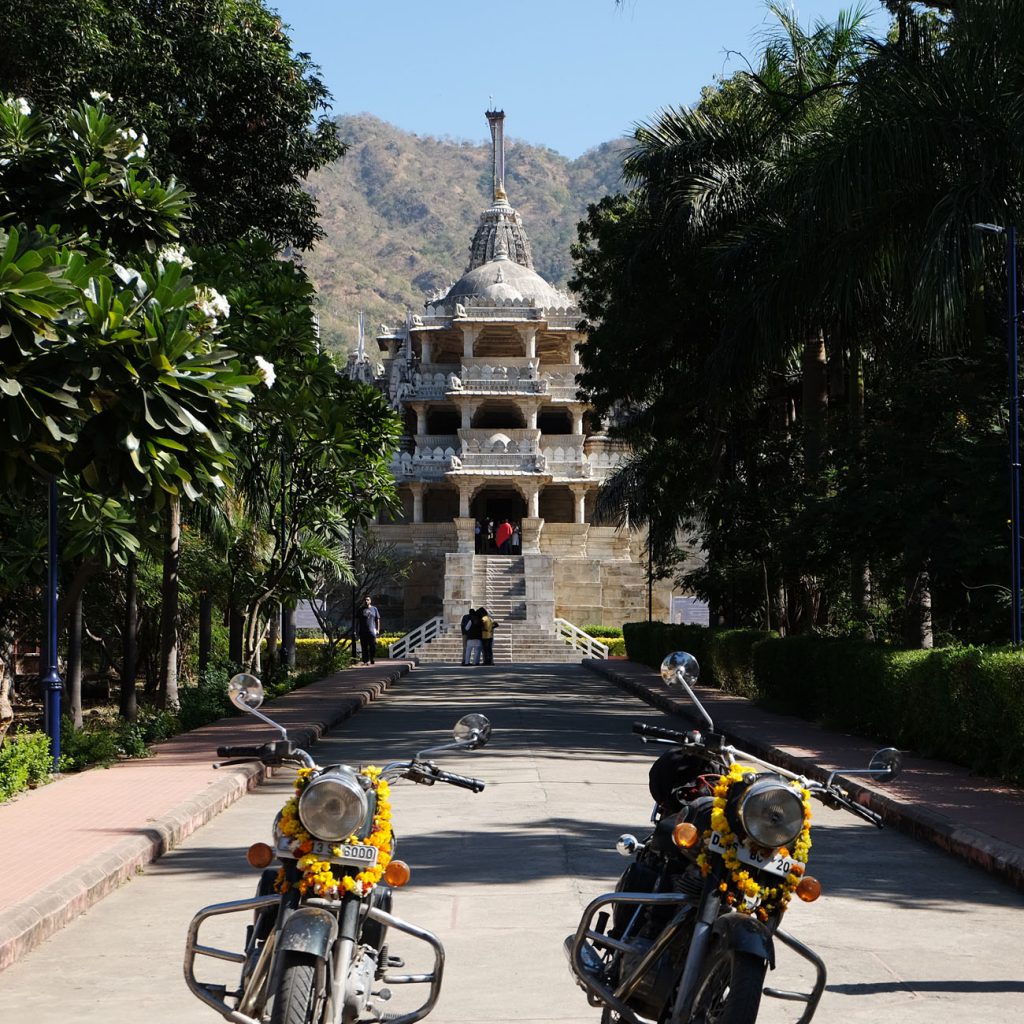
left=269, top=951, right=323, bottom=1024
left=687, top=949, right=766, bottom=1024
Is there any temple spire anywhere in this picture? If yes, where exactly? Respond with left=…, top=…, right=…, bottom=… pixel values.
left=485, top=108, right=507, bottom=202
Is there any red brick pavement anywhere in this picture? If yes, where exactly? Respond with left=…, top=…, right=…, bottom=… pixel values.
left=0, top=661, right=411, bottom=972
left=586, top=659, right=1024, bottom=890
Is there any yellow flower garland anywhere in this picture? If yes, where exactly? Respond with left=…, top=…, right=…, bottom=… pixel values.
left=275, top=765, right=393, bottom=898
left=696, top=762, right=812, bottom=920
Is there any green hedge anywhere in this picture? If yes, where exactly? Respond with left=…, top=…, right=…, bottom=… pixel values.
left=0, top=732, right=53, bottom=802
left=753, top=638, right=1024, bottom=783
left=623, top=622, right=772, bottom=696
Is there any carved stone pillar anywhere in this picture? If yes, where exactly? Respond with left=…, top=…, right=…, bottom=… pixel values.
left=525, top=401, right=539, bottom=430
left=569, top=340, right=581, bottom=366
left=520, top=326, right=537, bottom=360
left=458, top=481, right=471, bottom=518
left=520, top=517, right=544, bottom=554
left=570, top=484, right=587, bottom=524
left=525, top=483, right=540, bottom=519
left=421, top=337, right=432, bottom=364
left=411, top=482, right=425, bottom=524
left=572, top=408, right=584, bottom=435
left=462, top=326, right=479, bottom=359
left=453, top=517, right=476, bottom=554
left=415, top=404, right=427, bottom=436
left=461, top=399, right=480, bottom=430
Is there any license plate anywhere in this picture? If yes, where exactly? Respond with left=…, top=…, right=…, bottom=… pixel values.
left=310, top=840, right=379, bottom=867
left=708, top=831, right=794, bottom=878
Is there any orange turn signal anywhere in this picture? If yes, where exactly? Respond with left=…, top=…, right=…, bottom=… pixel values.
left=672, top=822, right=700, bottom=849
left=796, top=876, right=822, bottom=902
left=247, top=842, right=275, bottom=869
left=384, top=860, right=411, bottom=887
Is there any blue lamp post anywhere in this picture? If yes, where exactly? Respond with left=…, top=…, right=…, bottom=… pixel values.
left=974, top=222, right=1022, bottom=647
left=42, top=478, right=62, bottom=763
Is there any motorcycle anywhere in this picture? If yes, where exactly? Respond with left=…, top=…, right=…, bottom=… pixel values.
left=184, top=672, right=491, bottom=1024
left=565, top=650, right=903, bottom=1024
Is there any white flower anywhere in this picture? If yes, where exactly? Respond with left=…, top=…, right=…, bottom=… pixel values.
left=89, top=90, right=112, bottom=102
left=255, top=355, right=276, bottom=389
left=195, top=287, right=231, bottom=323
left=157, top=244, right=193, bottom=269
left=132, top=143, right=146, bottom=159
left=16, top=98, right=31, bottom=116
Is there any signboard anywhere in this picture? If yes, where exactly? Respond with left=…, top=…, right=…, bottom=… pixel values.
left=671, top=596, right=710, bottom=626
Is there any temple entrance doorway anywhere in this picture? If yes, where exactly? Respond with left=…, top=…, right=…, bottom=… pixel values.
left=471, top=488, right=526, bottom=553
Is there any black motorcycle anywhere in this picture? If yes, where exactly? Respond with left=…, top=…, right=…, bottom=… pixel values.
left=184, top=672, right=491, bottom=1024
left=565, top=650, right=902, bottom=1024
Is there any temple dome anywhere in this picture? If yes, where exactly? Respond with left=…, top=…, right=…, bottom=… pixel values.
left=443, top=256, right=571, bottom=309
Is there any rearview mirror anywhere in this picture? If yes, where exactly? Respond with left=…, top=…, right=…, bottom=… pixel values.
left=454, top=713, right=492, bottom=748
left=228, top=673, right=265, bottom=711
left=868, top=747, right=903, bottom=784
left=660, top=651, right=700, bottom=688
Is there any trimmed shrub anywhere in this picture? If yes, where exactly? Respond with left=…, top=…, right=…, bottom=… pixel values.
left=0, top=732, right=53, bottom=802
left=582, top=624, right=624, bottom=638
left=623, top=622, right=773, bottom=696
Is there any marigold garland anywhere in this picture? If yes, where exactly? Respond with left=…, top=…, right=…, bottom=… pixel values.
left=274, top=765, right=393, bottom=898
left=696, top=762, right=812, bottom=920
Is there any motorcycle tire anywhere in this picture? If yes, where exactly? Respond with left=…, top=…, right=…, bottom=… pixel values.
left=685, top=948, right=766, bottom=1024
left=270, top=951, right=321, bottom=1024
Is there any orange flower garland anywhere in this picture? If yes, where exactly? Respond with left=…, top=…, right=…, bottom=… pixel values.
left=696, top=762, right=812, bottom=919
left=275, top=765, right=393, bottom=898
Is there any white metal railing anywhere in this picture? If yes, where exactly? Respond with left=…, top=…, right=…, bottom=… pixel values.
left=553, top=618, right=609, bottom=659
left=389, top=616, right=447, bottom=659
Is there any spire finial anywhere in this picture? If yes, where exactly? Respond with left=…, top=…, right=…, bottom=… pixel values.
left=485, top=108, right=507, bottom=202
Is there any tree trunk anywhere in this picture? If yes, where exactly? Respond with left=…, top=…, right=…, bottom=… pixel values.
left=68, top=588, right=84, bottom=730
left=282, top=604, right=297, bottom=671
left=0, top=639, right=14, bottom=748
left=266, top=603, right=280, bottom=673
left=801, top=331, right=829, bottom=478
left=158, top=495, right=181, bottom=709
left=120, top=553, right=138, bottom=721
left=229, top=604, right=244, bottom=666
left=198, top=590, right=212, bottom=681
left=903, top=568, right=934, bottom=649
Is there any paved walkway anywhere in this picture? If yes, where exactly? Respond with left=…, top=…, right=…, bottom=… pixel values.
left=587, top=659, right=1024, bottom=890
left=3, top=655, right=1024, bottom=976
left=0, top=661, right=411, bottom=971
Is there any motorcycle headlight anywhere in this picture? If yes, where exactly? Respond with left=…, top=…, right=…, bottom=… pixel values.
left=738, top=777, right=804, bottom=849
left=298, top=767, right=369, bottom=841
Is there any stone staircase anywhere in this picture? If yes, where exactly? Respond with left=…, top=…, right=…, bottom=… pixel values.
left=412, top=555, right=592, bottom=664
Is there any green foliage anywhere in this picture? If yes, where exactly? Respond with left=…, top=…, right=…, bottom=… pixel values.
left=58, top=715, right=121, bottom=771
left=752, top=637, right=1024, bottom=783
left=582, top=624, right=624, bottom=638
left=0, top=0, right=343, bottom=250
left=0, top=731, right=53, bottom=802
left=623, top=622, right=773, bottom=697
left=177, top=662, right=235, bottom=733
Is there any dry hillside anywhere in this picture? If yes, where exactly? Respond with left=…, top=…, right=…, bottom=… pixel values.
left=303, top=114, right=629, bottom=352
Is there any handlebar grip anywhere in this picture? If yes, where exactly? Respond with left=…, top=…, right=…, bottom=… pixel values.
left=632, top=722, right=693, bottom=745
left=434, top=769, right=486, bottom=793
left=216, top=744, right=270, bottom=759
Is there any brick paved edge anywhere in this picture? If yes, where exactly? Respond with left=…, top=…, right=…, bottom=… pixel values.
left=0, top=662, right=411, bottom=972
left=584, top=659, right=1024, bottom=892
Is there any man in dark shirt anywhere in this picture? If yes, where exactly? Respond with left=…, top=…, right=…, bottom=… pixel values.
left=358, top=594, right=381, bottom=664
left=460, top=607, right=475, bottom=665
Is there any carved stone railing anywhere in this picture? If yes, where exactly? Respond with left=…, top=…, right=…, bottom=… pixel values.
left=389, top=616, right=447, bottom=659
left=458, top=451, right=544, bottom=472
left=455, top=378, right=548, bottom=395
left=553, top=618, right=609, bottom=659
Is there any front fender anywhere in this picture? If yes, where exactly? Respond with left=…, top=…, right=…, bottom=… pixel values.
left=712, top=912, right=775, bottom=968
left=277, top=906, right=339, bottom=961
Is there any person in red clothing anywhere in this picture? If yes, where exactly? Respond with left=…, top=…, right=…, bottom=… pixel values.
left=495, top=518, right=513, bottom=554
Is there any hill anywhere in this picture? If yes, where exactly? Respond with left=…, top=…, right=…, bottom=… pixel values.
left=303, top=114, right=629, bottom=351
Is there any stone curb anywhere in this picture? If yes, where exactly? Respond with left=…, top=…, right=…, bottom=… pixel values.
left=0, top=662, right=411, bottom=973
left=584, top=659, right=1024, bottom=892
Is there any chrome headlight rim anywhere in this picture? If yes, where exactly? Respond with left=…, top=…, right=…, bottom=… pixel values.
left=737, top=776, right=804, bottom=850
left=297, top=766, right=369, bottom=842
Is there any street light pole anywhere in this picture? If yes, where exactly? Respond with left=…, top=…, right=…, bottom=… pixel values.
left=42, top=478, right=62, bottom=764
left=974, top=222, right=1022, bottom=646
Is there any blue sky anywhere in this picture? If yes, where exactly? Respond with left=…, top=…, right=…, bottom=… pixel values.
left=269, top=1, right=890, bottom=158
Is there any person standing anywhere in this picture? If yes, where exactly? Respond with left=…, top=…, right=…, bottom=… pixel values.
left=479, top=607, right=497, bottom=665
left=496, top=518, right=513, bottom=554
left=465, top=608, right=484, bottom=665
left=474, top=519, right=483, bottom=554
left=358, top=594, right=381, bottom=665
left=511, top=523, right=521, bottom=554
left=486, top=518, right=495, bottom=553
left=460, top=606, right=475, bottom=665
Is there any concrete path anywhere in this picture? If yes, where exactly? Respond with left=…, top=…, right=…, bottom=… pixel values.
left=1, top=663, right=1022, bottom=1024
left=0, top=661, right=411, bottom=970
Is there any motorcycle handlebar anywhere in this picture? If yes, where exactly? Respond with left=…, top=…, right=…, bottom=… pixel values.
left=216, top=743, right=277, bottom=759
left=432, top=768, right=486, bottom=793
left=632, top=722, right=697, bottom=745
